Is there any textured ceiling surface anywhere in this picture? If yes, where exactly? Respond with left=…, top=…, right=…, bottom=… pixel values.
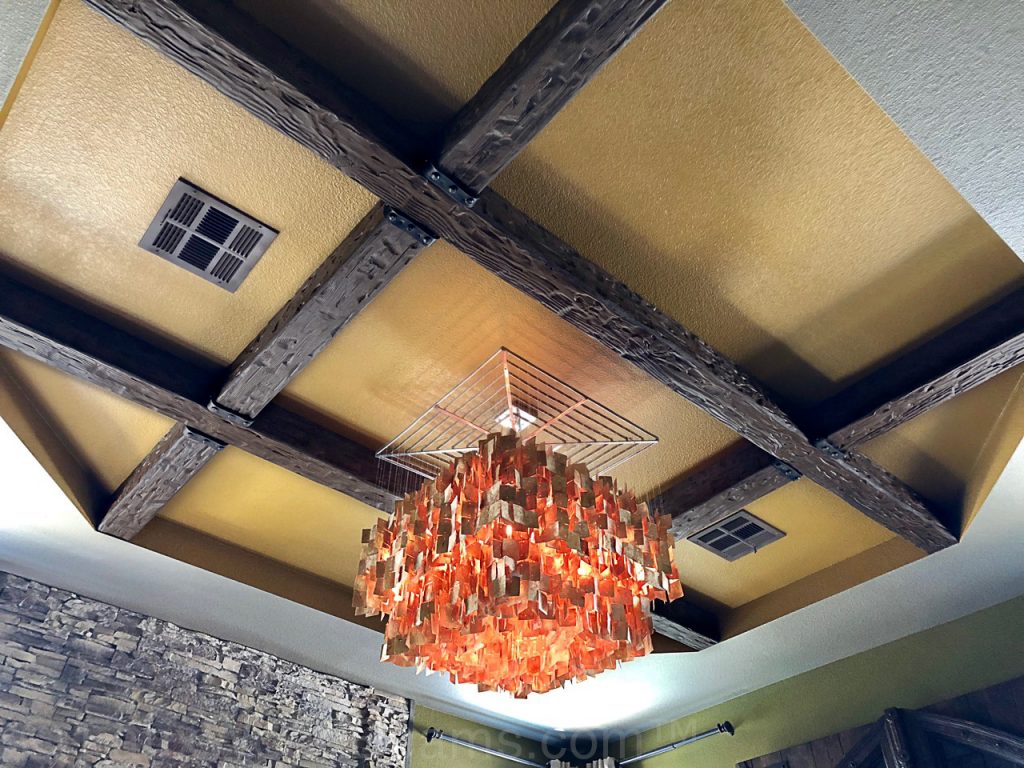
left=235, top=0, right=555, bottom=139
left=0, top=0, right=1022, bottom=719
left=0, top=351, right=171, bottom=494
left=0, top=0, right=378, bottom=364
left=492, top=0, right=1023, bottom=405
left=159, top=446, right=382, bottom=589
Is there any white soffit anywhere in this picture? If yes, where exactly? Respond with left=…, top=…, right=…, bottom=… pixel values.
left=785, top=0, right=1024, bottom=260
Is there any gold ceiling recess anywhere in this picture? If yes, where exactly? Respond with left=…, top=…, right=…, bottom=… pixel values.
left=377, top=349, right=658, bottom=480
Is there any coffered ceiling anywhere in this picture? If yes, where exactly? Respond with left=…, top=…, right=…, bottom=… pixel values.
left=0, top=0, right=1022, bottom=734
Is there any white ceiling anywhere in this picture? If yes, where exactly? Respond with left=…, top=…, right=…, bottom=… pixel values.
left=786, top=0, right=1024, bottom=260
left=0, top=0, right=49, bottom=109
left=2, top=412, right=1023, bottom=740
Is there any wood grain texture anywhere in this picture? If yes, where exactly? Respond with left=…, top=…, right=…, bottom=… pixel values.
left=215, top=204, right=425, bottom=418
left=438, top=0, right=667, bottom=192
left=0, top=270, right=398, bottom=509
left=655, top=443, right=794, bottom=539
left=83, top=0, right=952, bottom=550
left=835, top=724, right=883, bottom=768
left=799, top=446, right=955, bottom=554
left=98, top=424, right=223, bottom=539
left=911, top=711, right=1024, bottom=765
left=649, top=615, right=715, bottom=651
left=670, top=288, right=1024, bottom=553
left=649, top=597, right=719, bottom=650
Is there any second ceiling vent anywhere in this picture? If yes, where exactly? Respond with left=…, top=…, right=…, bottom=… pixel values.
left=688, top=510, right=785, bottom=562
left=140, top=178, right=277, bottom=292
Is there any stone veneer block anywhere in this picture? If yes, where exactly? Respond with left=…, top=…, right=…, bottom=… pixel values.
left=0, top=570, right=409, bottom=767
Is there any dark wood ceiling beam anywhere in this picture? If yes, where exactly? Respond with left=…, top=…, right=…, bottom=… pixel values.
left=437, top=0, right=668, bottom=193
left=75, top=0, right=714, bottom=647
left=98, top=424, right=223, bottom=539
left=659, top=288, right=1024, bottom=544
left=213, top=0, right=668, bottom=420
left=810, top=285, right=1024, bottom=449
left=82, top=0, right=953, bottom=555
left=0, top=270, right=397, bottom=510
left=214, top=205, right=428, bottom=419
left=649, top=598, right=719, bottom=651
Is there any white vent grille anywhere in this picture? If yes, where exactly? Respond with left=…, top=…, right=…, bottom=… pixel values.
left=688, top=510, right=784, bottom=561
left=140, top=179, right=277, bottom=292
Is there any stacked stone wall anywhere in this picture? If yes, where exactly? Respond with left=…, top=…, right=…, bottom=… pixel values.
left=0, top=571, right=409, bottom=767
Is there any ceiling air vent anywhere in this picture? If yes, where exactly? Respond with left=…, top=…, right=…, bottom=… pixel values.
left=688, top=510, right=784, bottom=562
left=139, top=178, right=277, bottom=292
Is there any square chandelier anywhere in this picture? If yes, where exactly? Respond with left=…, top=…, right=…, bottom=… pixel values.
left=358, top=349, right=679, bottom=698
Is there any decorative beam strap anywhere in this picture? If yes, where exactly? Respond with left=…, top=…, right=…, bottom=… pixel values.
left=383, top=206, right=436, bottom=246
left=424, top=165, right=478, bottom=208
left=649, top=597, right=719, bottom=651
left=214, top=204, right=430, bottom=418
left=82, top=0, right=952, bottom=553
left=909, top=710, right=1024, bottom=765
left=437, top=0, right=669, bottom=193
left=98, top=424, right=223, bottom=539
left=0, top=269, right=399, bottom=509
left=835, top=723, right=883, bottom=768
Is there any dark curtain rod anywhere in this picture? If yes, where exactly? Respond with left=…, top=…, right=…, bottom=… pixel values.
left=618, top=721, right=735, bottom=765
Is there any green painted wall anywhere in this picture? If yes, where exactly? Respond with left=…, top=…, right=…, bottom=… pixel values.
left=617, top=595, right=1024, bottom=766
left=409, top=705, right=549, bottom=768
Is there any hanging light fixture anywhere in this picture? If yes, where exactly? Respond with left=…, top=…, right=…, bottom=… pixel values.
left=354, top=431, right=683, bottom=698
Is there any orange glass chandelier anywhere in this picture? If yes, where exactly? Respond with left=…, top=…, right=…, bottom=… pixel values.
left=354, top=432, right=683, bottom=698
